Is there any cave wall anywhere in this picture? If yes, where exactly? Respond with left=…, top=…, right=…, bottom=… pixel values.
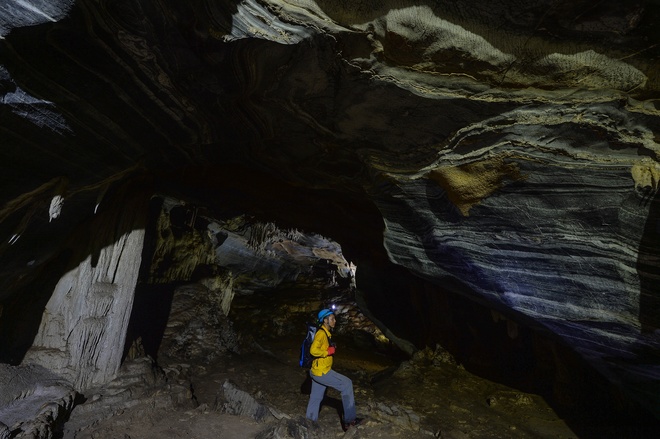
left=1, top=0, right=660, bottom=420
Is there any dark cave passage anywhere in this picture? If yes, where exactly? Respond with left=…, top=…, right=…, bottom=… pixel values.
left=98, top=187, right=659, bottom=437
left=120, top=198, right=660, bottom=439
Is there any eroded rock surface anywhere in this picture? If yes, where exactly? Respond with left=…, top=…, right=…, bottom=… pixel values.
left=0, top=364, right=77, bottom=439
left=1, top=0, right=660, bottom=431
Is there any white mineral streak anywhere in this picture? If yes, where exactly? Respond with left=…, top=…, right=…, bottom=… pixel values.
left=360, top=5, right=515, bottom=67
left=0, top=67, right=72, bottom=134
left=48, top=195, right=63, bottom=222
left=537, top=50, right=647, bottom=91
left=224, top=0, right=313, bottom=43
left=13, top=0, right=57, bottom=21
left=0, top=0, right=75, bottom=37
left=23, top=229, right=145, bottom=390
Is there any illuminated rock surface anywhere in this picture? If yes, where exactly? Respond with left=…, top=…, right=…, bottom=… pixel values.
left=1, top=0, right=660, bottom=437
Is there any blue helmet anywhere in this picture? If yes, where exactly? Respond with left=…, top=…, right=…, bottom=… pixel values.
left=317, top=308, right=334, bottom=323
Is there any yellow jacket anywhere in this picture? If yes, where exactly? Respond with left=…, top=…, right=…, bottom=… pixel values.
left=310, top=326, right=333, bottom=376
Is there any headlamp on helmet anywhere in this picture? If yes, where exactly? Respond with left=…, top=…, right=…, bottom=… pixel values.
left=317, top=308, right=334, bottom=324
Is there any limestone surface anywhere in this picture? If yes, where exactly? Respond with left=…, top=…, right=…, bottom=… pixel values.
left=0, top=0, right=659, bottom=429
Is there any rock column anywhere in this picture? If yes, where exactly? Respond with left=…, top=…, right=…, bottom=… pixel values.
left=23, top=229, right=145, bottom=390
left=22, top=182, right=150, bottom=390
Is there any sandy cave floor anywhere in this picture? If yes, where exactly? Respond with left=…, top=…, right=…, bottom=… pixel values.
left=66, top=332, right=588, bottom=439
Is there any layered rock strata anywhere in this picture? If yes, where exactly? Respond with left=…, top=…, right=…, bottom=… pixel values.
left=0, top=0, right=659, bottom=423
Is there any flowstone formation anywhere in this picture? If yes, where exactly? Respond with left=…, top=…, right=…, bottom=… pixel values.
left=1, top=0, right=660, bottom=432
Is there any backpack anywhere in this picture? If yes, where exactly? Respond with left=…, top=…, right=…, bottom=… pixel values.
left=299, top=322, right=318, bottom=368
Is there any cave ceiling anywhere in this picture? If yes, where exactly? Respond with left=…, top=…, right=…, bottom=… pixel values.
left=1, top=0, right=660, bottom=419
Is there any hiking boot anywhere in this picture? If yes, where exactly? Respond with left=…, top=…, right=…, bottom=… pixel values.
left=341, top=417, right=363, bottom=432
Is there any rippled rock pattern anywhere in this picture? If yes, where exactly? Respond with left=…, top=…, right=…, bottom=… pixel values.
left=1, top=0, right=659, bottom=421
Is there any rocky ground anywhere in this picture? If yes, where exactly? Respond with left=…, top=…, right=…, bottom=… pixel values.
left=59, top=337, right=578, bottom=439
left=2, top=285, right=656, bottom=439
left=55, top=285, right=585, bottom=439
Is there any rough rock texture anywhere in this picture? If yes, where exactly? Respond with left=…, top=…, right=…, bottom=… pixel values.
left=0, top=364, right=78, bottom=439
left=125, top=197, right=359, bottom=362
left=61, top=356, right=196, bottom=438
left=23, top=227, right=145, bottom=389
left=156, top=283, right=242, bottom=363
left=20, top=187, right=149, bottom=390
left=1, top=0, right=660, bottom=429
left=145, top=197, right=355, bottom=294
left=216, top=380, right=276, bottom=422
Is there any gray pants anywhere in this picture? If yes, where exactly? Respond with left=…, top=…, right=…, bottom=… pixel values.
left=305, top=369, right=356, bottom=423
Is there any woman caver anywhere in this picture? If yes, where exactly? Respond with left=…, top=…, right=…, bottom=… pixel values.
left=305, top=308, right=363, bottom=431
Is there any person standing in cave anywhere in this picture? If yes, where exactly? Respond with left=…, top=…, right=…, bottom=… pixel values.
left=306, top=308, right=363, bottom=431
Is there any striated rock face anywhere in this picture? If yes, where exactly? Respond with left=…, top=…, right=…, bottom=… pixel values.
left=23, top=227, right=144, bottom=389
left=20, top=187, right=150, bottom=389
left=1, top=0, right=660, bottom=425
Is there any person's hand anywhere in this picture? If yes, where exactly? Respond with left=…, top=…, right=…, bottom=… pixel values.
left=327, top=346, right=336, bottom=356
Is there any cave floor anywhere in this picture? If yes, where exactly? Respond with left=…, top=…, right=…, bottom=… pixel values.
left=68, top=333, right=583, bottom=439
